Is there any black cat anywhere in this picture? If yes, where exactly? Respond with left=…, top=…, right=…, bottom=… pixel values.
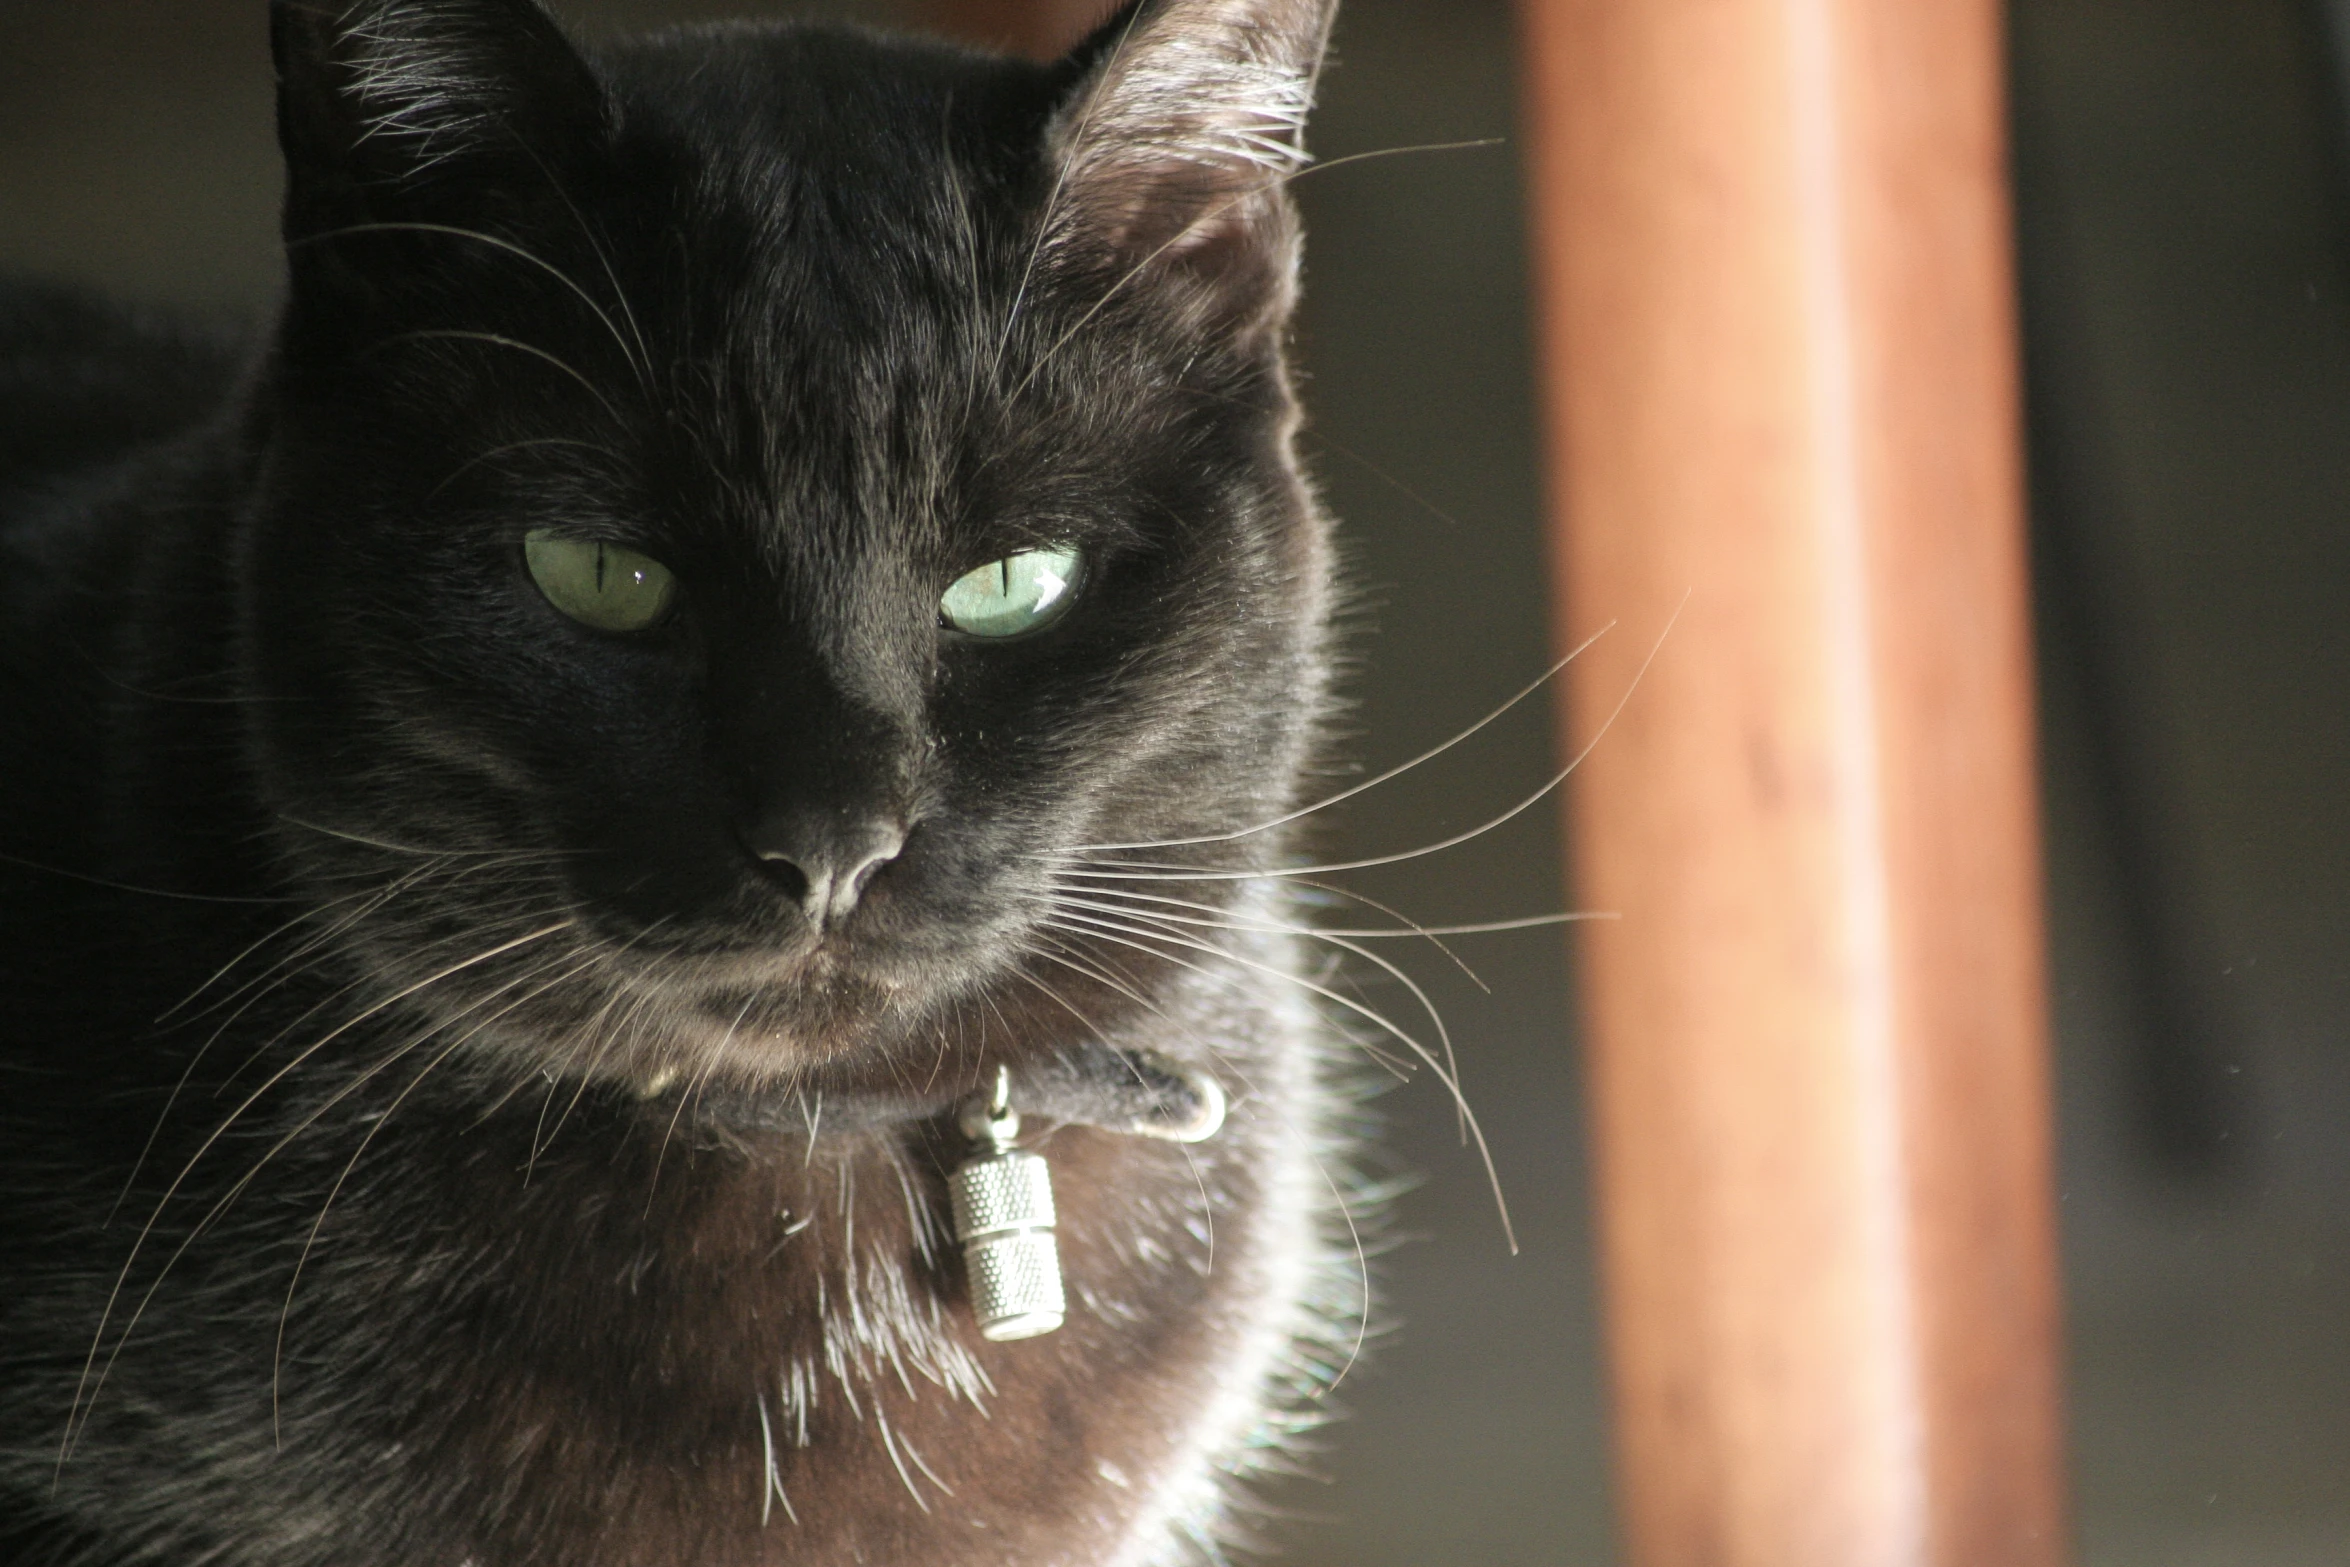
left=0, top=1, right=1370, bottom=1562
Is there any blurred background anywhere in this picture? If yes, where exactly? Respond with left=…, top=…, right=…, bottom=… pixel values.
left=5, top=0, right=2348, bottom=1561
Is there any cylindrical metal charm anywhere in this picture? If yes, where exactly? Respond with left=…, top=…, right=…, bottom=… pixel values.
left=952, top=1073, right=1064, bottom=1341
left=951, top=1145, right=1063, bottom=1340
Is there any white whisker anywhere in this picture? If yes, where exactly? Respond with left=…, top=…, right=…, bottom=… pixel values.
left=756, top=1388, right=797, bottom=1526
left=1076, top=626, right=1607, bottom=854
left=1040, top=913, right=1415, bottom=1083
left=1007, top=140, right=1501, bottom=415
left=1058, top=877, right=1613, bottom=943
left=59, top=919, right=572, bottom=1467
left=1045, top=599, right=1682, bottom=886
left=1049, top=890, right=1465, bottom=1126
left=271, top=939, right=605, bottom=1443
left=372, top=329, right=623, bottom=428
left=1012, top=950, right=1220, bottom=1270
left=289, top=220, right=650, bottom=391
left=1197, top=1048, right=1374, bottom=1397
left=1046, top=905, right=1514, bottom=1251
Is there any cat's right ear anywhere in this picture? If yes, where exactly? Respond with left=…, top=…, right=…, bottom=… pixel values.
left=272, top=0, right=609, bottom=236
left=1038, top=0, right=1338, bottom=332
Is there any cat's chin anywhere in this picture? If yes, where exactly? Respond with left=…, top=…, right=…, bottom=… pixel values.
left=682, top=971, right=911, bottom=1065
left=331, top=895, right=1012, bottom=1094
left=582, top=935, right=962, bottom=1083
left=427, top=975, right=912, bottom=1096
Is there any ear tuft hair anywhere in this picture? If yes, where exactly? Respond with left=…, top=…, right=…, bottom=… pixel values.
left=1043, top=0, right=1337, bottom=276
left=331, top=0, right=523, bottom=166
left=273, top=0, right=605, bottom=196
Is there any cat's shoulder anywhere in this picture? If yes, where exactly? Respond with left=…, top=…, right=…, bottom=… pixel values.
left=0, top=279, right=245, bottom=509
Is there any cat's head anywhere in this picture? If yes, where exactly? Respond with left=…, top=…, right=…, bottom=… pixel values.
left=240, top=0, right=1339, bottom=1094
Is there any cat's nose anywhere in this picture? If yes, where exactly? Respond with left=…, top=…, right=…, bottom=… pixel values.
left=746, top=811, right=907, bottom=929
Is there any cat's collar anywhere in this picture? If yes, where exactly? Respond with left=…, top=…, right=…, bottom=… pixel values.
left=683, top=1045, right=1226, bottom=1344
left=679, top=1039, right=1227, bottom=1148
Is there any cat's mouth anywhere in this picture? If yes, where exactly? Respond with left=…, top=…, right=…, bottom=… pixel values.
left=294, top=812, right=1076, bottom=1088
left=628, top=920, right=975, bottom=1050
left=681, top=969, right=908, bottom=1059
left=566, top=854, right=1026, bottom=993
left=478, top=906, right=1021, bottom=1083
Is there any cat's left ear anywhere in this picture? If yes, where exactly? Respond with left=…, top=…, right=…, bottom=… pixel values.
left=272, top=0, right=610, bottom=235
left=1040, top=0, right=1338, bottom=329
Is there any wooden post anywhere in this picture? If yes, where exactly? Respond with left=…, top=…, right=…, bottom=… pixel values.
left=1517, top=1, right=2069, bottom=1564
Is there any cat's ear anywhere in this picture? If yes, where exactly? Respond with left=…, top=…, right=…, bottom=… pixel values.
left=1040, top=0, right=1337, bottom=326
left=272, top=0, right=608, bottom=232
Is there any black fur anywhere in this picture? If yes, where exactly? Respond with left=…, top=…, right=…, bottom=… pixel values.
left=0, top=2, right=1359, bottom=1563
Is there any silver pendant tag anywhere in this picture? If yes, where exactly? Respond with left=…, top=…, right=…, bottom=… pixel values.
left=951, top=1068, right=1065, bottom=1341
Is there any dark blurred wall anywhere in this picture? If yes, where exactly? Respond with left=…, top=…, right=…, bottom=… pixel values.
left=2019, top=1, right=2350, bottom=1560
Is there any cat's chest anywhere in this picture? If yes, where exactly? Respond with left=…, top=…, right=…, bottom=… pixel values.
left=281, top=1098, right=1283, bottom=1567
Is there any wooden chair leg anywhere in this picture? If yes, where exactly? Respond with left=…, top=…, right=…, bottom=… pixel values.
left=1516, top=0, right=2070, bottom=1562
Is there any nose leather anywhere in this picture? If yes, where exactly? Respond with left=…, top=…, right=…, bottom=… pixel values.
left=747, top=811, right=907, bottom=929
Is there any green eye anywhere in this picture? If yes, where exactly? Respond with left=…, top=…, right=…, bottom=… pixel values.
left=523, top=531, right=677, bottom=633
left=940, top=547, right=1082, bottom=638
